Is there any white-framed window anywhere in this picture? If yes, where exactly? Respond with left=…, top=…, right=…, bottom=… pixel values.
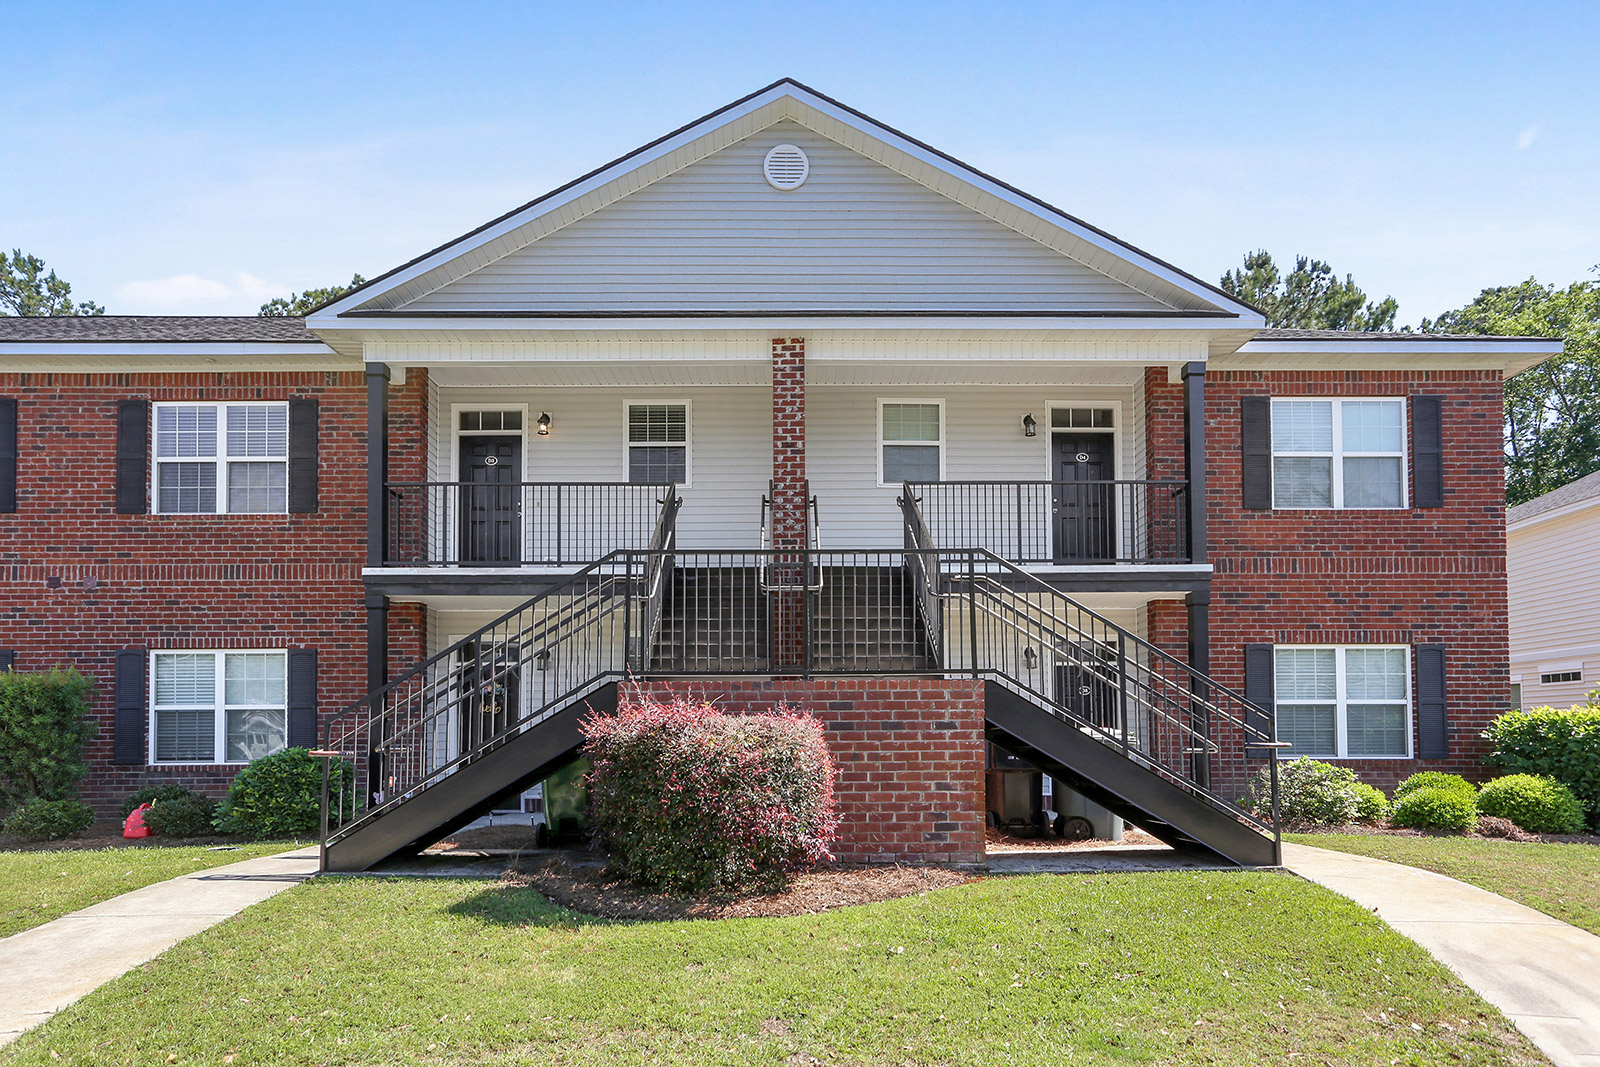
left=151, top=650, right=287, bottom=765
left=624, top=401, right=690, bottom=485
left=153, top=403, right=288, bottom=514
left=1275, top=645, right=1412, bottom=759
left=878, top=399, right=944, bottom=486
left=1272, top=398, right=1407, bottom=509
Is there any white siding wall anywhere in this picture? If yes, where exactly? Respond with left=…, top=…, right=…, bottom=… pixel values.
left=434, top=385, right=770, bottom=549
left=1508, top=505, right=1600, bottom=709
left=809, top=383, right=1139, bottom=548
left=400, top=121, right=1175, bottom=315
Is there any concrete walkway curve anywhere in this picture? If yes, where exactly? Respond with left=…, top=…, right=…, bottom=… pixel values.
left=1284, top=841, right=1600, bottom=1067
left=0, top=845, right=320, bottom=1047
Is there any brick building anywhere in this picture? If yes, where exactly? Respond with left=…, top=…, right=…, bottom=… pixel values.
left=0, top=81, right=1557, bottom=868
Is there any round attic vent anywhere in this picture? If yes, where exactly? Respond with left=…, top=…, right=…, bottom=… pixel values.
left=763, top=144, right=809, bottom=190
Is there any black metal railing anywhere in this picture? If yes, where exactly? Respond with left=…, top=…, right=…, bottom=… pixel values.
left=383, top=482, right=674, bottom=566
left=898, top=488, right=1281, bottom=842
left=906, top=479, right=1190, bottom=564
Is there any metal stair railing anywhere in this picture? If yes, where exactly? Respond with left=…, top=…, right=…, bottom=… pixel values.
left=899, top=485, right=1282, bottom=841
left=319, top=488, right=679, bottom=853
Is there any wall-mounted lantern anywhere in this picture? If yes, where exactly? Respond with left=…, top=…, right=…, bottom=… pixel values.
left=1022, top=413, right=1038, bottom=438
left=1023, top=645, right=1038, bottom=670
left=536, top=412, right=553, bottom=436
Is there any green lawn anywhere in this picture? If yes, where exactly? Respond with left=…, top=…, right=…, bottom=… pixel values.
left=0, top=871, right=1546, bottom=1066
left=0, top=841, right=304, bottom=938
left=1289, top=832, right=1600, bottom=937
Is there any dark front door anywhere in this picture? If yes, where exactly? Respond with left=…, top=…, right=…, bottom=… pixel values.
left=457, top=640, right=520, bottom=757
left=1052, top=432, right=1116, bottom=562
left=459, top=436, right=521, bottom=564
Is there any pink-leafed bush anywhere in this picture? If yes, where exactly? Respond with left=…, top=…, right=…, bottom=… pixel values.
left=583, top=695, right=838, bottom=893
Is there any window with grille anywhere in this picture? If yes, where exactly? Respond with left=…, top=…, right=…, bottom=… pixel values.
left=879, top=400, right=944, bottom=485
left=1275, top=645, right=1412, bottom=758
left=625, top=402, right=689, bottom=485
left=151, top=650, right=287, bottom=764
left=1271, top=398, right=1406, bottom=509
left=153, top=403, right=288, bottom=514
left=1539, top=670, right=1582, bottom=684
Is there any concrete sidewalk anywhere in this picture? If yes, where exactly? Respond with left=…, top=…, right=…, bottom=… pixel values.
left=0, top=845, right=320, bottom=1046
left=1283, top=841, right=1600, bottom=1067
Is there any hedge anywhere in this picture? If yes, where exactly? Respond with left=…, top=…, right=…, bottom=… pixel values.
left=583, top=695, right=838, bottom=893
left=1245, top=758, right=1386, bottom=827
left=1476, top=773, right=1585, bottom=834
left=0, top=668, right=96, bottom=810
left=1484, top=706, right=1600, bottom=827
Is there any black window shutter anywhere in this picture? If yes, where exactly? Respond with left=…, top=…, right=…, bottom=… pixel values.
left=0, top=398, right=17, bottom=513
left=287, top=649, right=318, bottom=748
left=114, top=648, right=147, bottom=765
left=1412, top=396, right=1443, bottom=508
left=1243, top=643, right=1276, bottom=744
left=288, top=398, right=319, bottom=514
left=0, top=650, right=13, bottom=672
left=1416, top=644, right=1448, bottom=758
left=1241, top=397, right=1272, bottom=510
left=116, top=399, right=149, bottom=514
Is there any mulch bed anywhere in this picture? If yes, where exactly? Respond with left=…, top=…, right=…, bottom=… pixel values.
left=983, top=825, right=1163, bottom=851
left=509, top=858, right=975, bottom=921
left=1290, top=822, right=1600, bottom=846
left=0, top=819, right=256, bottom=853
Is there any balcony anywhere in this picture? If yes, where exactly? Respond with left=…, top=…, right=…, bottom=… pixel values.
left=906, top=480, right=1191, bottom=565
left=383, top=482, right=673, bottom=567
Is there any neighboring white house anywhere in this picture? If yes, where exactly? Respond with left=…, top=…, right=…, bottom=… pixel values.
left=1507, top=470, right=1600, bottom=712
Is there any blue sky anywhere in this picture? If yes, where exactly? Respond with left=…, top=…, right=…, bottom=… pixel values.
left=4, top=1, right=1595, bottom=323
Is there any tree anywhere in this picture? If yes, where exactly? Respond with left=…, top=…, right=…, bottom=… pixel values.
left=1423, top=270, right=1600, bottom=506
left=1221, top=250, right=1397, bottom=331
left=259, top=274, right=366, bottom=316
left=0, top=249, right=104, bottom=317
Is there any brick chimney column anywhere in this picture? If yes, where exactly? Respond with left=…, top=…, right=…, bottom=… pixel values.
left=771, top=338, right=807, bottom=668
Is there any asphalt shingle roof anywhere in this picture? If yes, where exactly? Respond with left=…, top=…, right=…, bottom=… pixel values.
left=0, top=316, right=320, bottom=343
left=1507, top=469, right=1600, bottom=525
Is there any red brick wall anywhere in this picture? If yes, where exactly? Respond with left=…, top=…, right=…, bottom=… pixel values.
left=0, top=371, right=370, bottom=813
left=1205, top=369, right=1509, bottom=792
left=637, top=678, right=986, bottom=865
left=770, top=338, right=807, bottom=666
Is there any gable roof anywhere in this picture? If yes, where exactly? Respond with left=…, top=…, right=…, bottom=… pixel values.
left=0, top=315, right=320, bottom=344
left=308, top=79, right=1262, bottom=325
left=1508, top=469, right=1600, bottom=527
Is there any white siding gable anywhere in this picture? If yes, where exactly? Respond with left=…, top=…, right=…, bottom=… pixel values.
left=399, top=121, right=1178, bottom=316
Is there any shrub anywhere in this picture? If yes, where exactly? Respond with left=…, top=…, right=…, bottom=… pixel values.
left=583, top=695, right=838, bottom=894
left=1393, top=771, right=1476, bottom=802
left=120, top=783, right=199, bottom=819
left=1244, top=758, right=1371, bottom=827
left=1350, top=782, right=1390, bottom=825
left=1475, top=773, right=1586, bottom=835
left=143, top=793, right=218, bottom=838
left=1484, top=706, right=1600, bottom=826
left=216, top=748, right=353, bottom=839
left=0, top=668, right=96, bottom=808
left=1390, top=786, right=1477, bottom=832
left=2, top=797, right=95, bottom=841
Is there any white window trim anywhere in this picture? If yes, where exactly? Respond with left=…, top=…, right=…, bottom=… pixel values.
left=622, top=399, right=693, bottom=488
left=148, top=649, right=288, bottom=766
left=877, top=398, right=946, bottom=488
left=1271, top=397, right=1409, bottom=510
left=1274, top=644, right=1414, bottom=760
left=151, top=401, right=290, bottom=516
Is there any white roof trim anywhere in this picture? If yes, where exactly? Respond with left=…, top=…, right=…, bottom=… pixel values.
left=1235, top=338, right=1561, bottom=356
left=1508, top=493, right=1600, bottom=532
left=0, top=342, right=338, bottom=357
left=309, top=80, right=1260, bottom=325
left=315, top=314, right=1242, bottom=334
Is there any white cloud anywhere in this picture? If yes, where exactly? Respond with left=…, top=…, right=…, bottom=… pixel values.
left=113, top=272, right=282, bottom=314
left=1517, top=124, right=1541, bottom=151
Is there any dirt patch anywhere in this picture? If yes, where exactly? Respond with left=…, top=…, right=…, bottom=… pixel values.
left=511, top=858, right=974, bottom=921
left=432, top=825, right=547, bottom=852
left=984, top=825, right=1163, bottom=851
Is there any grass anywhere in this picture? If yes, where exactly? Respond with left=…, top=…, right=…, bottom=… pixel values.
left=0, top=840, right=304, bottom=938
left=1289, top=832, right=1600, bottom=936
left=0, top=871, right=1546, bottom=1066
